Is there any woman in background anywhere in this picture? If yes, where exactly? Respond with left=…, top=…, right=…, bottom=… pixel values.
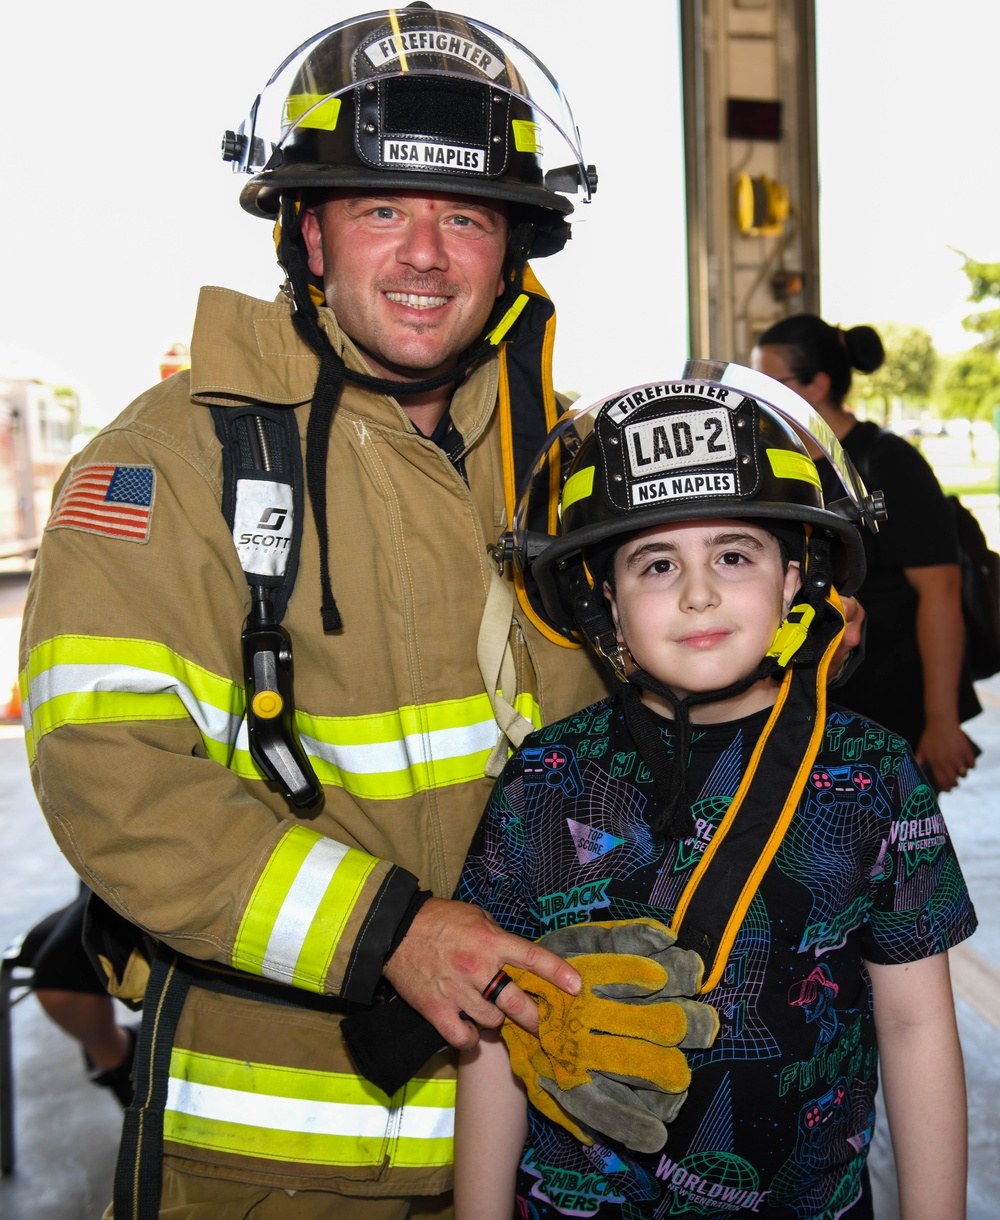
left=753, top=314, right=980, bottom=792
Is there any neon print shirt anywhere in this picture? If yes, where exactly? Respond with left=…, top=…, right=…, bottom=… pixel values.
left=458, top=696, right=976, bottom=1219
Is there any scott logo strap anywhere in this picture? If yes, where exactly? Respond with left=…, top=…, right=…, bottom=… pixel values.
left=212, top=406, right=321, bottom=810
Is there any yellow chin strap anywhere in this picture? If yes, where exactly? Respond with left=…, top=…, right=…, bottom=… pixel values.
left=670, top=585, right=847, bottom=992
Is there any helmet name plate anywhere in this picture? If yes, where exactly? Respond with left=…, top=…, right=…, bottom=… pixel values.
left=625, top=408, right=737, bottom=478
left=605, top=382, right=740, bottom=425
left=631, top=470, right=737, bottom=507
left=362, top=28, right=507, bottom=81
left=383, top=139, right=485, bottom=172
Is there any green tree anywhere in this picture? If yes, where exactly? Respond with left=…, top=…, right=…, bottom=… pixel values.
left=942, top=251, right=1000, bottom=418
left=956, top=252, right=1000, bottom=352
left=856, top=322, right=936, bottom=423
left=939, top=349, right=1000, bottom=421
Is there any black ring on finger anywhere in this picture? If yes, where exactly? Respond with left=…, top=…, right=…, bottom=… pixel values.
left=482, top=969, right=514, bottom=1004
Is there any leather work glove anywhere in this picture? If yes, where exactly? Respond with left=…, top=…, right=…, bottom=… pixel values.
left=501, top=919, right=718, bottom=1154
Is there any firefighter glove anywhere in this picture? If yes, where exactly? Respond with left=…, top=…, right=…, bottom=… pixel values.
left=501, top=919, right=718, bottom=1153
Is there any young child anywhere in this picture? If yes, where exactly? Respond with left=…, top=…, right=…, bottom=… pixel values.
left=454, top=376, right=973, bottom=1220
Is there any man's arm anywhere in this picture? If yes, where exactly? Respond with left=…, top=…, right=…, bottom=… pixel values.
left=869, top=952, right=967, bottom=1220
left=905, top=563, right=977, bottom=791
left=382, top=897, right=581, bottom=1047
left=455, top=1029, right=527, bottom=1220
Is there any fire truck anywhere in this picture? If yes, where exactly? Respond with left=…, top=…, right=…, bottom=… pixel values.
left=0, top=378, right=82, bottom=560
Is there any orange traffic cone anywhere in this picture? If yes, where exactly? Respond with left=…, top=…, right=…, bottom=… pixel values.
left=2, top=680, right=22, bottom=722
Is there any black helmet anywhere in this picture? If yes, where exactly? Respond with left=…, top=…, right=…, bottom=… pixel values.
left=222, top=4, right=596, bottom=258
left=513, top=364, right=885, bottom=847
left=518, top=363, right=883, bottom=642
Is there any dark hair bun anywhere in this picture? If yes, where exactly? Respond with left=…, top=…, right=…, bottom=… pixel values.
left=845, top=325, right=885, bottom=375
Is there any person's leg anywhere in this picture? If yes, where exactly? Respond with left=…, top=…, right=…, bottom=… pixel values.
left=34, top=988, right=132, bottom=1070
left=29, top=884, right=137, bottom=1100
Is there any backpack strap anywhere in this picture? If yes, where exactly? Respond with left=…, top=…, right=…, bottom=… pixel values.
left=211, top=406, right=322, bottom=810
left=211, top=406, right=305, bottom=624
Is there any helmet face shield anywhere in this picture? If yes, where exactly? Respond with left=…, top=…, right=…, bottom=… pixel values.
left=515, top=370, right=879, bottom=634
left=225, top=7, right=594, bottom=228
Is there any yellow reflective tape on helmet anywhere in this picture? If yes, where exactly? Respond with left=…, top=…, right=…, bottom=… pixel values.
left=233, top=825, right=378, bottom=990
left=283, top=93, right=342, bottom=132
left=388, top=7, right=410, bottom=72
left=766, top=448, right=821, bottom=488
left=512, top=119, right=542, bottom=153
left=562, top=465, right=595, bottom=513
left=165, top=1048, right=454, bottom=1168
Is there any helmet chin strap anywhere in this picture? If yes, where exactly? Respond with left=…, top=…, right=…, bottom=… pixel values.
left=619, top=654, right=783, bottom=841
left=275, top=194, right=537, bottom=631
left=570, top=548, right=831, bottom=844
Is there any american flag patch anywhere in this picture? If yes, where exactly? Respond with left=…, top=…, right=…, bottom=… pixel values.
left=47, top=464, right=156, bottom=543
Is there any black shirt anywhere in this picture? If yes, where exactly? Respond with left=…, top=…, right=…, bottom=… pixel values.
left=820, top=421, right=979, bottom=749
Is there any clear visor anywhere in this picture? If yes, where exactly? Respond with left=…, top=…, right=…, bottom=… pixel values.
left=511, top=364, right=883, bottom=571
left=228, top=7, right=591, bottom=199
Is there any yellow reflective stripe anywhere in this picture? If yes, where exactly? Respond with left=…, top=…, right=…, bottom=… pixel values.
left=274, top=692, right=542, bottom=800
left=165, top=1048, right=454, bottom=1169
left=562, top=464, right=595, bottom=512
left=21, top=635, right=244, bottom=763
left=283, top=93, right=342, bottom=131
left=233, top=825, right=378, bottom=991
left=511, top=118, right=542, bottom=153
left=515, top=690, right=542, bottom=729
left=767, top=448, right=821, bottom=488
left=22, top=635, right=543, bottom=798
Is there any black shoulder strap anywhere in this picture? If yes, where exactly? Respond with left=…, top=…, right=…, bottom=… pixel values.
left=672, top=594, right=846, bottom=992
left=210, top=405, right=322, bottom=810
left=211, top=405, right=305, bottom=624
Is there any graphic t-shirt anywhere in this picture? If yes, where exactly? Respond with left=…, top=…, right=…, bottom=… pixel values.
left=458, top=696, right=976, bottom=1219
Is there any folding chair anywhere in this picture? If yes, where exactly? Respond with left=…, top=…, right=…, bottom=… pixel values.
left=0, top=932, right=36, bottom=1173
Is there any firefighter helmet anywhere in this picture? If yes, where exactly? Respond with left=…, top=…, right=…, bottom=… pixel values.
left=222, top=5, right=596, bottom=257
left=521, top=366, right=878, bottom=638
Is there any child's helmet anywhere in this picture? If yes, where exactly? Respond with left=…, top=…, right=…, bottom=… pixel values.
left=507, top=364, right=885, bottom=844
left=534, top=375, right=866, bottom=633
left=511, top=362, right=885, bottom=669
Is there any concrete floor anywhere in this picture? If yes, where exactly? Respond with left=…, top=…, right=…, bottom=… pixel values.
left=1, top=569, right=998, bottom=1219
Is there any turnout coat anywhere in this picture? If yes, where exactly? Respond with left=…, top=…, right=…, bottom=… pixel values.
left=19, top=284, right=605, bottom=1197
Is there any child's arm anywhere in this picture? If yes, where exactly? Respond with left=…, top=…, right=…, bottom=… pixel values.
left=868, top=951, right=967, bottom=1220
left=454, top=1027, right=529, bottom=1220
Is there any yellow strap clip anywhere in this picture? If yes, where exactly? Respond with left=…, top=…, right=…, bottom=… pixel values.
left=486, top=293, right=530, bottom=345
left=767, top=602, right=815, bottom=666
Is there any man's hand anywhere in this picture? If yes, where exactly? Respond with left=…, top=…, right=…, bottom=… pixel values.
left=916, top=720, right=979, bottom=792
left=381, top=897, right=581, bottom=1049
left=830, top=595, right=865, bottom=681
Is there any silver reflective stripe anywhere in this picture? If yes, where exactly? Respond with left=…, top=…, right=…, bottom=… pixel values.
left=296, top=719, right=498, bottom=773
left=165, top=1079, right=455, bottom=1140
left=261, top=835, right=349, bottom=983
left=25, top=662, right=240, bottom=744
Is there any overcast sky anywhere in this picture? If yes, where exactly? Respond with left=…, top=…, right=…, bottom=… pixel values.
left=1, top=1, right=996, bottom=426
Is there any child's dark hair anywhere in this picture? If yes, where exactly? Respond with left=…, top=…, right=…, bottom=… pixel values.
left=756, top=314, right=885, bottom=407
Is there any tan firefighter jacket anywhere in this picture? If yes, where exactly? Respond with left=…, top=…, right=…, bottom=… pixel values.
left=19, top=284, right=607, bottom=1197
